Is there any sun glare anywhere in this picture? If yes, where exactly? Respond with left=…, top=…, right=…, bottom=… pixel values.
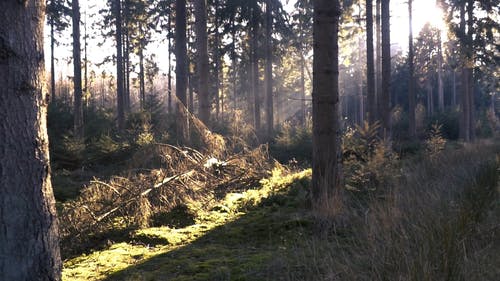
left=391, top=0, right=447, bottom=50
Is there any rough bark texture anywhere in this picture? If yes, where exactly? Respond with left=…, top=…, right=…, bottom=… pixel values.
left=408, top=0, right=416, bottom=137
left=380, top=0, right=391, bottom=137
left=366, top=0, right=375, bottom=124
left=72, top=0, right=83, bottom=138
left=312, top=0, right=343, bottom=206
left=0, top=1, right=62, bottom=280
left=265, top=0, right=273, bottom=139
left=195, top=0, right=210, bottom=126
left=114, top=0, right=125, bottom=131
left=176, top=0, right=189, bottom=142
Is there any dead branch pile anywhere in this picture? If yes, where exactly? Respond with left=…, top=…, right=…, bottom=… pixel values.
left=58, top=142, right=274, bottom=252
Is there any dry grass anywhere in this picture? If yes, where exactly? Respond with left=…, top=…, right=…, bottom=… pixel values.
left=284, top=141, right=499, bottom=281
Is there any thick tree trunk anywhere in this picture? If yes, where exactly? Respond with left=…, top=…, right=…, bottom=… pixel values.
left=195, top=0, right=210, bottom=126
left=115, top=0, right=125, bottom=131
left=366, top=0, right=376, bottom=124
left=176, top=0, right=189, bottom=142
left=0, top=1, right=62, bottom=280
left=408, top=0, right=416, bottom=137
left=72, top=0, right=84, bottom=138
left=380, top=0, right=391, bottom=137
left=265, top=0, right=273, bottom=139
left=312, top=0, right=343, bottom=207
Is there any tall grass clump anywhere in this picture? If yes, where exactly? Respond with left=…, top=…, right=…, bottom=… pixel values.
left=285, top=142, right=499, bottom=281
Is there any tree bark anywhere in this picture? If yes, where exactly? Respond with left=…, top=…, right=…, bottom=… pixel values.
left=408, top=0, right=416, bottom=137
left=195, top=0, right=210, bottom=126
left=251, top=6, right=260, bottom=132
left=167, top=6, right=172, bottom=113
left=72, top=0, right=84, bottom=138
left=437, top=31, right=444, bottom=111
left=265, top=0, right=273, bottom=139
left=114, top=0, right=125, bottom=131
left=50, top=21, right=56, bottom=103
left=375, top=0, right=381, bottom=121
left=312, top=0, right=343, bottom=206
left=366, top=0, right=376, bottom=124
left=380, top=0, right=391, bottom=137
left=176, top=0, right=189, bottom=142
left=0, top=1, right=62, bottom=280
left=139, top=47, right=145, bottom=109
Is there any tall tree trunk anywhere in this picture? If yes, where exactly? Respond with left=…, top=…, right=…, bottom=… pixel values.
left=408, top=0, right=416, bottom=137
left=123, top=22, right=131, bottom=113
left=72, top=0, right=84, bottom=139
left=250, top=6, right=260, bottom=132
left=380, top=0, right=391, bottom=137
left=176, top=0, right=189, bottom=142
left=83, top=9, right=88, bottom=106
left=452, top=69, right=456, bottom=107
left=265, top=0, right=273, bottom=139
left=437, top=31, right=444, bottom=111
left=231, top=18, right=238, bottom=111
left=0, top=1, right=62, bottom=280
left=139, top=47, right=145, bottom=109
left=312, top=0, right=343, bottom=207
left=195, top=0, right=210, bottom=126
left=115, top=0, right=125, bottom=131
left=50, top=20, right=56, bottom=103
left=167, top=7, right=172, bottom=113
left=214, top=0, right=221, bottom=120
left=366, top=0, right=376, bottom=124
left=466, top=0, right=475, bottom=141
left=375, top=0, right=381, bottom=121
left=251, top=6, right=260, bottom=132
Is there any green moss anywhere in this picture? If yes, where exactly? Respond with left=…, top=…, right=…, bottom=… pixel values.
left=63, top=168, right=313, bottom=281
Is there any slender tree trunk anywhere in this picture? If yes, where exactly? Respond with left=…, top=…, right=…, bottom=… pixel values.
left=115, top=0, right=125, bottom=131
left=167, top=8, right=172, bottom=113
left=231, top=18, right=238, bottom=111
left=195, top=0, right=210, bottom=126
left=466, top=0, right=475, bottom=141
left=265, top=0, right=273, bottom=139
left=176, top=0, right=189, bottom=142
left=251, top=6, right=260, bottom=132
left=312, top=0, right=343, bottom=207
left=72, top=0, right=84, bottom=139
left=408, top=0, right=416, bottom=137
left=214, top=0, right=221, bottom=120
left=0, top=1, right=62, bottom=279
left=366, top=0, right=376, bottom=124
left=452, top=69, right=456, bottom=107
left=437, top=31, right=444, bottom=111
left=139, top=47, right=145, bottom=109
left=375, top=0, right=381, bottom=121
left=84, top=9, right=88, bottom=106
left=50, top=20, right=56, bottom=103
left=381, top=0, right=391, bottom=137
left=123, top=24, right=131, bottom=113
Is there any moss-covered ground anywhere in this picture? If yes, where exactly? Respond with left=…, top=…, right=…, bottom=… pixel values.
left=62, top=169, right=313, bottom=281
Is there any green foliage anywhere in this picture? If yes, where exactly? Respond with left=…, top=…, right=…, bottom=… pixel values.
left=425, top=122, right=447, bottom=159
left=343, top=121, right=400, bottom=195
left=427, top=109, right=460, bottom=140
left=271, top=120, right=312, bottom=164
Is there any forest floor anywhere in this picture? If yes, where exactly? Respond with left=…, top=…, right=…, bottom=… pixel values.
left=58, top=142, right=499, bottom=281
